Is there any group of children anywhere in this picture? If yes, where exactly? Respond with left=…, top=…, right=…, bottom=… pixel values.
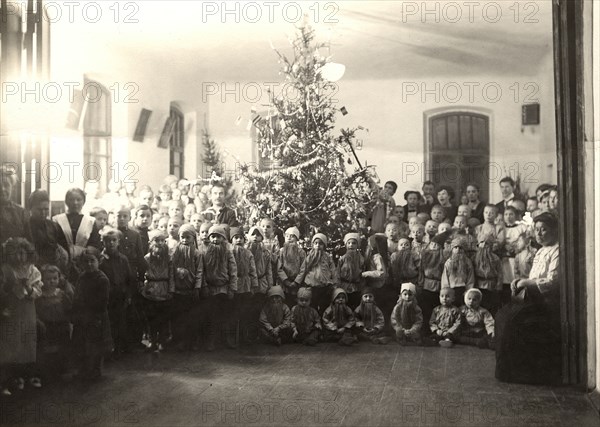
left=0, top=174, right=548, bottom=396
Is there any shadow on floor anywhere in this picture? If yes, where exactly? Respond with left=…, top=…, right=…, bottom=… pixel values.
left=1, top=343, right=599, bottom=426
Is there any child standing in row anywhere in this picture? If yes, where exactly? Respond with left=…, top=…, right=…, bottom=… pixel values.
left=418, top=232, right=448, bottom=334
left=140, top=230, right=173, bottom=352
left=100, top=229, right=135, bottom=357
left=294, top=233, right=338, bottom=314
left=248, top=226, right=273, bottom=328
left=513, top=232, right=537, bottom=281
left=362, top=235, right=392, bottom=327
left=72, top=249, right=112, bottom=380
left=203, top=225, right=237, bottom=351
left=500, top=206, right=528, bottom=305
left=277, top=227, right=305, bottom=307
left=0, top=238, right=43, bottom=395
left=473, top=237, right=503, bottom=314
left=230, top=227, right=258, bottom=343
left=475, top=205, right=505, bottom=252
left=390, top=238, right=419, bottom=289
left=35, top=265, right=74, bottom=382
left=260, top=218, right=280, bottom=285
left=441, top=237, right=474, bottom=305
left=170, top=224, right=203, bottom=351
left=337, top=233, right=364, bottom=309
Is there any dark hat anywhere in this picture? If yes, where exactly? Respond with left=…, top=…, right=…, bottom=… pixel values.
left=361, top=287, right=375, bottom=297
left=404, top=190, right=422, bottom=201
left=533, top=212, right=558, bottom=231
left=431, top=230, right=452, bottom=245
left=229, top=227, right=245, bottom=241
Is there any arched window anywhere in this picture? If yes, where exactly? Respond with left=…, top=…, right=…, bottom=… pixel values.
left=426, top=112, right=490, bottom=202
left=169, top=106, right=185, bottom=178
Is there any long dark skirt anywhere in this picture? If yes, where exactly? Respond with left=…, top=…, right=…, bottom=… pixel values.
left=495, top=302, right=561, bottom=385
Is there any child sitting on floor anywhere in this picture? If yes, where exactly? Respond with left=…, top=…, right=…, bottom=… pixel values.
left=428, top=288, right=461, bottom=348
left=259, top=286, right=293, bottom=346
left=457, top=288, right=495, bottom=349
left=354, top=287, right=389, bottom=344
left=322, top=288, right=357, bottom=346
left=391, top=282, right=423, bottom=346
left=291, top=287, right=322, bottom=346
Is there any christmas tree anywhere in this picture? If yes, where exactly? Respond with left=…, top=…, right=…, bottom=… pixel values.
left=201, top=128, right=237, bottom=205
left=238, top=22, right=378, bottom=252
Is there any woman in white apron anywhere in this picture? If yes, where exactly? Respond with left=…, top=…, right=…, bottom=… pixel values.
left=53, top=188, right=102, bottom=261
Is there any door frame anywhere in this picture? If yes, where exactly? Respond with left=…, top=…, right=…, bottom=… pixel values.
left=552, top=0, right=589, bottom=387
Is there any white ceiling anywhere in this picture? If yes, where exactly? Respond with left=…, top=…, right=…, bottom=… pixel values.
left=52, top=0, right=555, bottom=81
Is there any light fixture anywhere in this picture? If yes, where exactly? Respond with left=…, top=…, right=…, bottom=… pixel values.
left=319, top=62, right=346, bottom=82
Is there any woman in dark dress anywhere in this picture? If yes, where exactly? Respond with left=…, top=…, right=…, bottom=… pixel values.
left=465, top=183, right=486, bottom=224
left=0, top=165, right=31, bottom=245
left=495, top=212, right=561, bottom=385
left=436, top=185, right=458, bottom=224
left=28, top=190, right=70, bottom=273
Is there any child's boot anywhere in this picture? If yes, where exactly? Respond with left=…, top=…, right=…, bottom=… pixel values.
left=377, top=336, right=393, bottom=345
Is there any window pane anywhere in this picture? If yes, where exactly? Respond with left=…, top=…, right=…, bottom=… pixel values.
left=447, top=115, right=459, bottom=149
left=472, top=117, right=488, bottom=151
left=459, top=115, right=473, bottom=149
left=431, top=117, right=447, bottom=150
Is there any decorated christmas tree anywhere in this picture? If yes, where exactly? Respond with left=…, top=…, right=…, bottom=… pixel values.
left=238, top=22, right=378, bottom=251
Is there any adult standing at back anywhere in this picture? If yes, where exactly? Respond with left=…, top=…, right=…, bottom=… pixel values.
left=496, top=177, right=518, bottom=215
left=436, top=185, right=458, bottom=224
left=420, top=180, right=438, bottom=215
left=202, top=183, right=239, bottom=230
left=53, top=188, right=102, bottom=260
left=369, top=181, right=397, bottom=233
left=465, top=183, right=486, bottom=224
left=0, top=165, right=31, bottom=245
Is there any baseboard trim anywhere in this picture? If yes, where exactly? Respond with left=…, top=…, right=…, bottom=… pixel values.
left=588, top=388, right=600, bottom=414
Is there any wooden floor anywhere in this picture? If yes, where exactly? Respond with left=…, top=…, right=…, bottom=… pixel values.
left=2, top=343, right=599, bottom=426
